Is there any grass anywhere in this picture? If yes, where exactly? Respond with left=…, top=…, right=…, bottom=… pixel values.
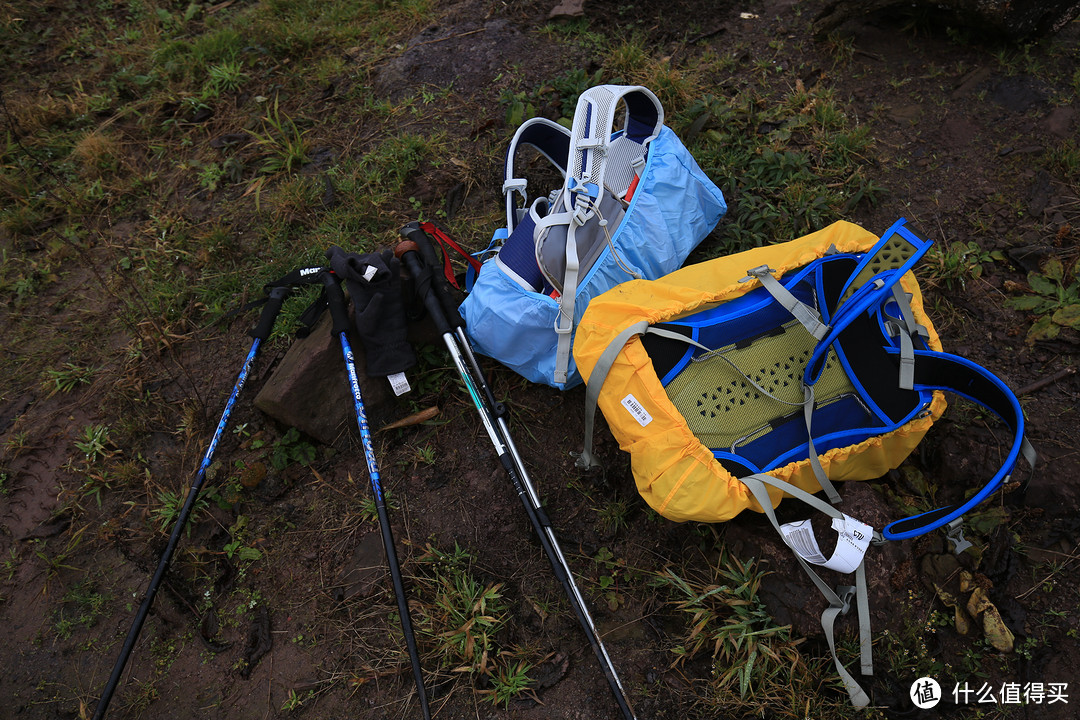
left=680, top=83, right=883, bottom=255
left=653, top=551, right=846, bottom=717
left=408, top=543, right=539, bottom=705
left=4, top=2, right=1080, bottom=718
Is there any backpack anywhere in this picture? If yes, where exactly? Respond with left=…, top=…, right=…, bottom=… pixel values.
left=573, top=218, right=1036, bottom=705
left=460, top=84, right=727, bottom=388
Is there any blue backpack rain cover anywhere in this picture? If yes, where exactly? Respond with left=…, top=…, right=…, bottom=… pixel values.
left=460, top=85, right=727, bottom=389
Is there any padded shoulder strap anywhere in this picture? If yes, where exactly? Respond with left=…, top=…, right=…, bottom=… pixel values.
left=559, top=85, right=663, bottom=212
left=804, top=218, right=933, bottom=386
left=504, top=118, right=572, bottom=231
left=882, top=350, right=1036, bottom=540
left=550, top=86, right=663, bottom=385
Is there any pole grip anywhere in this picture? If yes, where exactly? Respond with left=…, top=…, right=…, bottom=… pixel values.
left=321, top=270, right=351, bottom=335
left=395, top=241, right=453, bottom=337
left=249, top=286, right=290, bottom=340
left=399, top=222, right=464, bottom=329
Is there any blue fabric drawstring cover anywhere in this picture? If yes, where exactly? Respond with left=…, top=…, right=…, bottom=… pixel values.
left=462, top=123, right=726, bottom=388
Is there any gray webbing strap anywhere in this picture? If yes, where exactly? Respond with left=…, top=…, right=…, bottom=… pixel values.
left=553, top=218, right=583, bottom=385
left=1021, top=436, right=1038, bottom=470
left=802, top=385, right=842, bottom=504
left=577, top=320, right=651, bottom=470
left=577, top=323, right=714, bottom=470
left=740, top=473, right=873, bottom=707
left=746, top=266, right=828, bottom=340
left=885, top=285, right=929, bottom=390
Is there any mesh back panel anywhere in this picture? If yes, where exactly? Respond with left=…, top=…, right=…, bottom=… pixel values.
left=603, top=135, right=644, bottom=195
left=664, top=321, right=855, bottom=451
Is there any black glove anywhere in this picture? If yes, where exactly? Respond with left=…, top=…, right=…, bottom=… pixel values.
left=325, top=246, right=416, bottom=378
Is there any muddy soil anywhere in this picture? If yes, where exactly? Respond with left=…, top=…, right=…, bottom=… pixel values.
left=2, top=1, right=1079, bottom=719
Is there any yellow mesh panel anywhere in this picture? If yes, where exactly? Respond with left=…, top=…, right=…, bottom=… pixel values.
left=838, top=234, right=916, bottom=303
left=664, top=321, right=855, bottom=450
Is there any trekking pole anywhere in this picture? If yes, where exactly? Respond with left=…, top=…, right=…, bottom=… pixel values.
left=92, top=280, right=298, bottom=720
left=319, top=269, right=431, bottom=720
left=395, top=232, right=638, bottom=720
left=398, top=224, right=541, bottom=503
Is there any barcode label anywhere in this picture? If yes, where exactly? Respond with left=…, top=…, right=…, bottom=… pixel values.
left=780, top=520, right=828, bottom=564
left=388, top=372, right=411, bottom=397
left=621, top=393, right=653, bottom=427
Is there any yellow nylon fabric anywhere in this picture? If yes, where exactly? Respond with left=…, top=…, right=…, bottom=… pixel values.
left=573, top=220, right=947, bottom=523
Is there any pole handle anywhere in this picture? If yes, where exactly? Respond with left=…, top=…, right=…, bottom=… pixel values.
left=399, top=222, right=464, bottom=329
left=249, top=286, right=291, bottom=340
left=321, top=270, right=351, bottom=334
left=395, top=241, right=453, bottom=337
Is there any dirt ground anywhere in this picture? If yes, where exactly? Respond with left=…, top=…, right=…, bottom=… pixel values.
left=2, top=1, right=1080, bottom=719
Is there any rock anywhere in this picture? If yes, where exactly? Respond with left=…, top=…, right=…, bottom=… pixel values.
left=254, top=293, right=446, bottom=447
left=991, top=75, right=1048, bottom=113
left=1046, top=107, right=1076, bottom=139
left=939, top=115, right=979, bottom=148
left=1022, top=458, right=1080, bottom=517
left=334, top=531, right=387, bottom=602
left=814, top=0, right=1080, bottom=42
left=254, top=311, right=393, bottom=448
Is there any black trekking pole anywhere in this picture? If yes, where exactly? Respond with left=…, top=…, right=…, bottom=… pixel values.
left=92, top=273, right=307, bottom=720
left=395, top=230, right=638, bottom=720
left=319, top=268, right=431, bottom=720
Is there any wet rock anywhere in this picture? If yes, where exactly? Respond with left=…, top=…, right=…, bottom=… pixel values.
left=1045, top=106, right=1076, bottom=139
left=254, top=312, right=388, bottom=448
left=1023, top=457, right=1080, bottom=517
left=991, top=75, right=1048, bottom=113
left=939, top=115, right=979, bottom=148
left=1028, top=169, right=1053, bottom=217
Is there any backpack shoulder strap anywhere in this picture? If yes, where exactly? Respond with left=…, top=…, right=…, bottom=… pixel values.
left=504, top=117, right=572, bottom=232
left=551, top=86, right=664, bottom=385
left=558, top=85, right=663, bottom=212
left=881, top=349, right=1037, bottom=540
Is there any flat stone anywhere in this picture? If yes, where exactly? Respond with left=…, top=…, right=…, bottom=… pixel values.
left=254, top=312, right=394, bottom=448
left=254, top=299, right=449, bottom=448
left=333, top=530, right=387, bottom=602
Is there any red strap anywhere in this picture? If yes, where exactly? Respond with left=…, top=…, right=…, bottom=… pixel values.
left=420, top=222, right=482, bottom=291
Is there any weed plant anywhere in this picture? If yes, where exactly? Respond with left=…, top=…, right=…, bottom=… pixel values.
left=410, top=543, right=540, bottom=706
left=654, top=550, right=847, bottom=718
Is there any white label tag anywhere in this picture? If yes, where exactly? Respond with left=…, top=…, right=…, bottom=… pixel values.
left=362, top=264, right=378, bottom=282
left=780, top=514, right=873, bottom=574
left=621, top=394, right=652, bottom=427
left=388, top=372, right=411, bottom=397
left=824, top=515, right=873, bottom=573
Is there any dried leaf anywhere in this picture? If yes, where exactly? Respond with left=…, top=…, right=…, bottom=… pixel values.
left=378, top=405, right=440, bottom=432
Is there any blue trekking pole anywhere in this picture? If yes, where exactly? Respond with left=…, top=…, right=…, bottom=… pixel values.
left=319, top=268, right=431, bottom=720
left=92, top=270, right=312, bottom=720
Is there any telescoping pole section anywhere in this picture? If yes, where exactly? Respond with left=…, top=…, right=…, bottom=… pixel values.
left=93, top=283, right=294, bottom=720
left=319, top=269, right=432, bottom=720
left=396, top=227, right=637, bottom=720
